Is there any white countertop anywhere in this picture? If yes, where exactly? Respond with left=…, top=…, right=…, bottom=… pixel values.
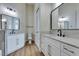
left=7, top=33, right=24, bottom=36
left=43, top=33, right=79, bottom=48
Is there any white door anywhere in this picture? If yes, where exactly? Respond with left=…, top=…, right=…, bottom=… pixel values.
left=35, top=8, right=41, bottom=50
left=7, top=35, right=16, bottom=54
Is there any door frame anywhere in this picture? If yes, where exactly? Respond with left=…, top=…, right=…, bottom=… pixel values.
left=35, top=7, right=41, bottom=51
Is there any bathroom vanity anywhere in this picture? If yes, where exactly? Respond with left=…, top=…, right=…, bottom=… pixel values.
left=5, top=33, right=25, bottom=55
left=0, top=14, right=25, bottom=56
left=43, top=3, right=79, bottom=56
left=41, top=33, right=79, bottom=56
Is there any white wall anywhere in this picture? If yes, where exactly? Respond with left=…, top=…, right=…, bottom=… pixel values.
left=34, top=3, right=40, bottom=33
left=40, top=4, right=51, bottom=32
left=34, top=3, right=53, bottom=33
left=26, top=4, right=34, bottom=34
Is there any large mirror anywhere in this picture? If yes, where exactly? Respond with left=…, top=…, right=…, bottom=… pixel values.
left=50, top=3, right=79, bottom=30
left=0, top=14, right=20, bottom=30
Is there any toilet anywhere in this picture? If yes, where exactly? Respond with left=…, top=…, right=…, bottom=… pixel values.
left=28, top=33, right=32, bottom=44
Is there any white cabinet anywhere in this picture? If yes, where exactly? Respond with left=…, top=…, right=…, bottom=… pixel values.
left=41, top=35, right=60, bottom=56
left=61, top=43, right=79, bottom=56
left=7, top=35, right=16, bottom=54
left=48, top=44, right=60, bottom=56
left=17, top=34, right=25, bottom=49
left=41, top=35, right=49, bottom=56
left=48, top=38, right=60, bottom=56
left=6, top=33, right=25, bottom=55
left=41, top=34, right=79, bottom=56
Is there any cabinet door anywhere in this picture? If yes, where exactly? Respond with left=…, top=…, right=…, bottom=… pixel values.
left=7, top=35, right=16, bottom=54
left=41, top=35, right=45, bottom=54
left=44, top=37, right=49, bottom=55
left=61, top=43, right=79, bottom=56
left=17, top=34, right=25, bottom=49
left=48, top=43, right=60, bottom=56
left=47, top=37, right=61, bottom=56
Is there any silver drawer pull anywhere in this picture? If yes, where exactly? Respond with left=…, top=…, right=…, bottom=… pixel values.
left=64, top=48, right=74, bottom=53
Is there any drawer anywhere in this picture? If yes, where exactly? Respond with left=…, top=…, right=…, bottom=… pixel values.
left=48, top=37, right=60, bottom=48
left=62, top=43, right=79, bottom=56
left=48, top=44, right=60, bottom=56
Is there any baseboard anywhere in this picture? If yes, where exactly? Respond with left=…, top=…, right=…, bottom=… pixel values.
left=41, top=50, right=49, bottom=56
left=7, top=46, right=24, bottom=56
left=35, top=42, right=41, bottom=52
left=40, top=51, right=45, bottom=56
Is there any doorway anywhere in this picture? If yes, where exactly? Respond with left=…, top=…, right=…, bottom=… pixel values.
left=35, top=8, right=41, bottom=51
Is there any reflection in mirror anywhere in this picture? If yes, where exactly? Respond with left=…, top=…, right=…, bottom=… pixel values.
left=58, top=3, right=76, bottom=29
left=50, top=3, right=79, bottom=30
left=0, top=14, right=20, bottom=30
left=58, top=17, right=70, bottom=29
left=12, top=17, right=20, bottom=30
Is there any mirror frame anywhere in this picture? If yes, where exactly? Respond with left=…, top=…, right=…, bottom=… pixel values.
left=50, top=3, right=64, bottom=30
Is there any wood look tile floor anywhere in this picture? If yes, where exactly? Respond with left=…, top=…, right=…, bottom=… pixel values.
left=8, top=42, right=44, bottom=56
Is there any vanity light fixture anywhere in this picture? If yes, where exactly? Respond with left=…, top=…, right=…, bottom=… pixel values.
left=1, top=6, right=18, bottom=17
left=3, top=7, right=17, bottom=16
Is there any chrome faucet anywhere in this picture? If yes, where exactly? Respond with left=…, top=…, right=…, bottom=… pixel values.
left=57, top=29, right=62, bottom=36
left=57, top=29, right=65, bottom=37
left=10, top=29, right=15, bottom=34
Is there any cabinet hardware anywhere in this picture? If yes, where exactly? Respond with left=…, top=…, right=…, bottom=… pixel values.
left=64, top=48, right=74, bottom=53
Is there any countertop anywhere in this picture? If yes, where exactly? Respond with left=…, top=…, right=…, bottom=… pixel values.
left=43, top=33, right=79, bottom=48
left=7, top=32, right=24, bottom=36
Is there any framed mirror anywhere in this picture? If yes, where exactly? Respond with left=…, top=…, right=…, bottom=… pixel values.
left=0, top=14, right=20, bottom=30
left=58, top=3, right=76, bottom=29
left=50, top=3, right=79, bottom=30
